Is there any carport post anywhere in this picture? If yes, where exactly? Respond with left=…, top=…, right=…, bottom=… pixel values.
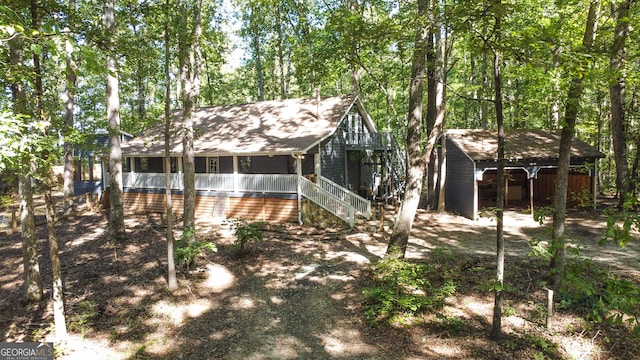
left=530, top=177, right=535, bottom=219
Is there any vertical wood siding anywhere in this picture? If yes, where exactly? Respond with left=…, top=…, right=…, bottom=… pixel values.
left=534, top=170, right=593, bottom=203
left=444, top=141, right=476, bottom=219
left=320, top=123, right=347, bottom=186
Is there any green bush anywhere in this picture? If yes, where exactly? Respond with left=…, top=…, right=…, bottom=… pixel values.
left=228, top=218, right=267, bottom=251
left=362, top=258, right=456, bottom=325
left=174, top=226, right=217, bottom=271
left=559, top=258, right=640, bottom=334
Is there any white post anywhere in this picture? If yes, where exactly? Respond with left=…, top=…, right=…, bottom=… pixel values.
left=295, top=153, right=303, bottom=225
left=233, top=156, right=239, bottom=193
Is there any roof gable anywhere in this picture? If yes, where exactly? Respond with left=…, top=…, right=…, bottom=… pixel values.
left=122, top=94, right=358, bottom=156
left=446, top=129, right=604, bottom=161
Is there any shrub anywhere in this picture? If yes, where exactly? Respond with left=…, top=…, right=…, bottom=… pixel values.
left=227, top=218, right=267, bottom=251
left=174, top=226, right=217, bottom=271
left=559, top=258, right=640, bottom=334
left=362, top=258, right=456, bottom=325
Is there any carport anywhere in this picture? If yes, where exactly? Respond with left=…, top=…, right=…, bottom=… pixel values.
left=441, top=129, right=604, bottom=219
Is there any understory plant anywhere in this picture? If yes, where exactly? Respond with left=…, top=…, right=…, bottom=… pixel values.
left=174, top=226, right=217, bottom=271
left=227, top=218, right=267, bottom=251
left=558, top=258, right=640, bottom=334
left=362, top=258, right=456, bottom=325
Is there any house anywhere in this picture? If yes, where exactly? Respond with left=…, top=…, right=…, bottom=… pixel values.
left=73, top=131, right=134, bottom=197
left=117, top=94, right=405, bottom=226
left=441, top=129, right=604, bottom=219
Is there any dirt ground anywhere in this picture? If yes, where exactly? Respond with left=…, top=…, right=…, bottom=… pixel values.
left=1, top=200, right=639, bottom=359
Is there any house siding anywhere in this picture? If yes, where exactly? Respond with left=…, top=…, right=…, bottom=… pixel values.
left=320, top=123, right=347, bottom=186
left=445, top=140, right=476, bottom=218
left=123, top=189, right=297, bottom=222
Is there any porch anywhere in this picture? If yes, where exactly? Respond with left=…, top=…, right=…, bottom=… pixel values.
left=120, top=172, right=370, bottom=226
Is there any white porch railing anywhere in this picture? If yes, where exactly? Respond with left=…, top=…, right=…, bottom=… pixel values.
left=300, top=176, right=355, bottom=227
left=123, top=172, right=297, bottom=193
left=122, top=172, right=368, bottom=226
left=316, top=176, right=370, bottom=219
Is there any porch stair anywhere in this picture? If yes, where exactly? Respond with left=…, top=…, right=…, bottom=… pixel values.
left=300, top=175, right=371, bottom=228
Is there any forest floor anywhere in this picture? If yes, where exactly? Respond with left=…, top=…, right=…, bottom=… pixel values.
left=1, top=197, right=640, bottom=359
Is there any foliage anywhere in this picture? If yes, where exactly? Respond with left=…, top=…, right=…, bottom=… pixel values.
left=174, top=226, right=217, bottom=271
left=227, top=218, right=267, bottom=251
left=600, top=198, right=640, bottom=248
left=362, top=258, right=456, bottom=325
left=558, top=258, right=640, bottom=335
left=569, top=187, right=594, bottom=210
left=68, top=300, right=100, bottom=336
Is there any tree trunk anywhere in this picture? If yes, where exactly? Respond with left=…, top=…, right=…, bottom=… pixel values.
left=385, top=0, right=429, bottom=259
left=62, top=14, right=77, bottom=213
left=491, top=27, right=505, bottom=340
left=105, top=0, right=126, bottom=242
left=10, top=34, right=42, bottom=303
left=609, top=0, right=632, bottom=207
left=180, top=0, right=202, bottom=232
left=433, top=11, right=446, bottom=211
left=19, top=175, right=42, bottom=303
left=44, top=182, right=67, bottom=339
left=165, top=0, right=177, bottom=290
left=549, top=0, right=599, bottom=289
left=421, top=25, right=436, bottom=209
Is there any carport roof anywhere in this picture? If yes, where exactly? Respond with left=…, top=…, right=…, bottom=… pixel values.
left=446, top=129, right=604, bottom=162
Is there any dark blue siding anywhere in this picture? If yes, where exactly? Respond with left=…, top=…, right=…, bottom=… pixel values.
left=320, top=123, right=347, bottom=186
left=445, top=140, right=476, bottom=218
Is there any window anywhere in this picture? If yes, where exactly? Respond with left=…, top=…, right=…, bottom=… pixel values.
left=209, top=157, right=219, bottom=173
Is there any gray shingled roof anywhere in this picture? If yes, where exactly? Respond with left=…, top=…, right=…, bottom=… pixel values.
left=446, top=129, right=604, bottom=161
left=121, top=95, right=357, bottom=156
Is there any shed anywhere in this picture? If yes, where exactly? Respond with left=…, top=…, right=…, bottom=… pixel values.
left=442, top=129, right=604, bottom=219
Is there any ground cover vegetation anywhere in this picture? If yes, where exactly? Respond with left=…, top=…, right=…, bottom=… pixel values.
left=1, top=0, right=640, bottom=358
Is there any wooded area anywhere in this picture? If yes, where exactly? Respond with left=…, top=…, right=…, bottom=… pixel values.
left=1, top=0, right=639, bottom=357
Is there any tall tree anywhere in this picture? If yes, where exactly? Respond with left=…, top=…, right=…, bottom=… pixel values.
left=105, top=0, right=126, bottom=242
left=549, top=0, right=599, bottom=289
left=30, top=0, right=68, bottom=337
left=9, top=32, right=43, bottom=303
left=490, top=1, right=505, bottom=340
left=62, top=0, right=77, bottom=213
left=609, top=0, right=634, bottom=207
left=385, top=0, right=430, bottom=259
left=165, top=0, right=177, bottom=290
left=180, top=0, right=202, bottom=232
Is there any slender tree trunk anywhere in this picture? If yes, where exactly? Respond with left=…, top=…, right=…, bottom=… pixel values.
left=609, top=0, right=632, bottom=207
left=19, top=175, right=41, bottom=303
left=276, top=5, right=286, bottom=99
left=44, top=183, right=67, bottom=338
left=433, top=11, right=446, bottom=211
left=491, top=23, right=505, bottom=340
left=62, top=0, right=77, bottom=212
left=165, top=0, right=177, bottom=290
left=250, top=3, right=264, bottom=101
left=105, top=0, right=126, bottom=242
left=481, top=49, right=489, bottom=129
left=32, top=1, right=68, bottom=333
left=421, top=24, right=436, bottom=209
left=10, top=34, right=42, bottom=303
left=385, top=0, right=429, bottom=259
left=181, top=0, right=202, bottom=232
left=549, top=0, right=599, bottom=289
